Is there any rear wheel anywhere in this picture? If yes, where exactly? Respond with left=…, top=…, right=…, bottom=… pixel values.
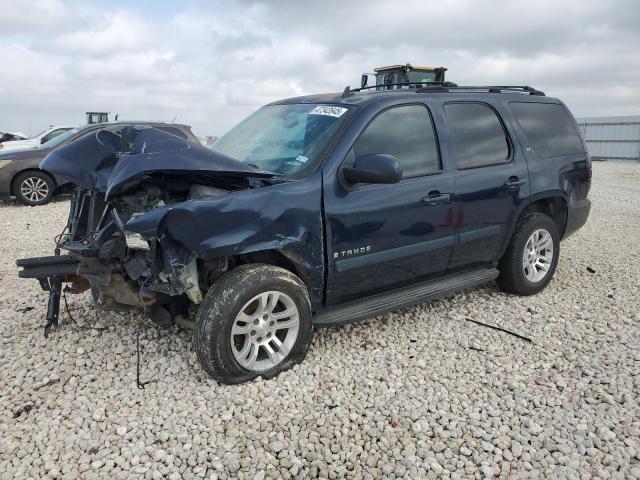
left=195, top=264, right=313, bottom=384
left=13, top=171, right=55, bottom=206
left=497, top=213, right=559, bottom=296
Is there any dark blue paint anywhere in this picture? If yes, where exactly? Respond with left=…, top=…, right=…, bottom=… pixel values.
left=39, top=89, right=591, bottom=312
left=125, top=174, right=326, bottom=305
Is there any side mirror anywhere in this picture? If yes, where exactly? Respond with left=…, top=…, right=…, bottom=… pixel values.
left=40, top=137, right=47, bottom=144
left=343, top=154, right=402, bottom=184
left=361, top=74, right=368, bottom=88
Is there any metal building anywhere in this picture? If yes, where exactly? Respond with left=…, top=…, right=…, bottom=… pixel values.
left=576, top=115, right=640, bottom=161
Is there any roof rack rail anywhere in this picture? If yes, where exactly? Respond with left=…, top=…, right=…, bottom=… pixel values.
left=342, top=82, right=545, bottom=96
left=422, top=85, right=546, bottom=96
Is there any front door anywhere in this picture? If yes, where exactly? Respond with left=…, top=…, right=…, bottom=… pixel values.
left=443, top=102, right=530, bottom=271
left=324, top=104, right=455, bottom=304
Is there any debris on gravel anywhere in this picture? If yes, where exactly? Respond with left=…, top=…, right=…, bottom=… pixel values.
left=1, top=162, right=639, bottom=479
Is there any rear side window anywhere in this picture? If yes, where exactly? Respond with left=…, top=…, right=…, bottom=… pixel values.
left=354, top=105, right=440, bottom=178
left=510, top=102, right=584, bottom=158
left=445, top=103, right=510, bottom=169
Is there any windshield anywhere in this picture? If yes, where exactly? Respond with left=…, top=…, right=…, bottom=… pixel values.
left=41, top=127, right=81, bottom=149
left=31, top=128, right=48, bottom=139
left=212, top=104, right=352, bottom=175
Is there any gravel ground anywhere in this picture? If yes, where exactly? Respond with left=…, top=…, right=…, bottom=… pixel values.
left=0, top=161, right=639, bottom=480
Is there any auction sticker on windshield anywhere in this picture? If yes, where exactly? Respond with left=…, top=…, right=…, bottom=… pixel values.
left=310, top=105, right=348, bottom=117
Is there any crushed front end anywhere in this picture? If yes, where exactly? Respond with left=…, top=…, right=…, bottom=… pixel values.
left=17, top=126, right=277, bottom=334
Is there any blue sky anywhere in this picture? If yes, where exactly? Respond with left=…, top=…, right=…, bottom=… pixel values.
left=1, top=0, right=639, bottom=138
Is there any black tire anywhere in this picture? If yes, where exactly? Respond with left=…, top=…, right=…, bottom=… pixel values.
left=497, top=213, right=560, bottom=296
left=13, top=171, right=55, bottom=206
left=195, top=264, right=313, bottom=384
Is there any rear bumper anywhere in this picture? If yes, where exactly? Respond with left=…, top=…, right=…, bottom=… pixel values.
left=564, top=198, right=591, bottom=239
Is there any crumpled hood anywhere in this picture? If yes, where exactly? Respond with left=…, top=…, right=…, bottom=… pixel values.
left=40, top=126, right=274, bottom=196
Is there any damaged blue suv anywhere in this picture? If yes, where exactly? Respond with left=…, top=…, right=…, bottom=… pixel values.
left=17, top=83, right=591, bottom=384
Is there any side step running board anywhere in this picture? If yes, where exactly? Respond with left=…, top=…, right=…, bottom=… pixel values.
left=313, top=267, right=499, bottom=327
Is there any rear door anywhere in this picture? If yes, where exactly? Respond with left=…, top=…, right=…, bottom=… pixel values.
left=445, top=102, right=530, bottom=271
left=324, top=103, right=455, bottom=304
left=507, top=101, right=591, bottom=236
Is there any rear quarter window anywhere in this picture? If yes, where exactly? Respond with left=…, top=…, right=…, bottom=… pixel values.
left=509, top=102, right=584, bottom=158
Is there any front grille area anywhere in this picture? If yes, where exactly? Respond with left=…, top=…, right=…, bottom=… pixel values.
left=66, top=189, right=110, bottom=243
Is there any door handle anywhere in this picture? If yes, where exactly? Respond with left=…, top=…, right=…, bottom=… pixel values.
left=504, top=177, right=526, bottom=191
left=421, top=192, right=451, bottom=206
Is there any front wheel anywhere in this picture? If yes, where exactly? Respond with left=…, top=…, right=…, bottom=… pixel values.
left=195, top=264, right=313, bottom=384
left=497, top=213, right=560, bottom=296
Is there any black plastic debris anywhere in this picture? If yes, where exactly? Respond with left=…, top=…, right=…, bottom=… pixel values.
left=12, top=403, right=34, bottom=418
left=586, top=266, right=596, bottom=274
left=465, top=317, right=532, bottom=343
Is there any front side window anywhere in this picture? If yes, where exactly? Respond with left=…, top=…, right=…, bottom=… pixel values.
left=212, top=104, right=352, bottom=176
left=354, top=105, right=440, bottom=178
left=445, top=103, right=510, bottom=169
left=510, top=102, right=584, bottom=158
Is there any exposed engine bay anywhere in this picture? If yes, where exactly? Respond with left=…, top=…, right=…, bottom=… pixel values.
left=59, top=185, right=230, bottom=325
left=17, top=126, right=281, bottom=331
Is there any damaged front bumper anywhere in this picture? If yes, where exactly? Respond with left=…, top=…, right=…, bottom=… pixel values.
left=14, top=126, right=264, bottom=335
left=16, top=253, right=80, bottom=337
left=16, top=192, right=206, bottom=336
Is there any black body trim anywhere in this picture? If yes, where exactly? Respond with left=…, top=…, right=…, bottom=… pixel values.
left=334, top=235, right=454, bottom=272
left=456, top=225, right=501, bottom=243
left=333, top=224, right=502, bottom=273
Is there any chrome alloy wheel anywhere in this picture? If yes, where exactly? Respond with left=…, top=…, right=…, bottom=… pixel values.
left=230, top=291, right=300, bottom=372
left=20, top=176, right=49, bottom=202
left=522, top=228, right=554, bottom=283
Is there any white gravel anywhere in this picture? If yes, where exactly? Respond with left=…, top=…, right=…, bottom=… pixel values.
left=1, top=161, right=639, bottom=479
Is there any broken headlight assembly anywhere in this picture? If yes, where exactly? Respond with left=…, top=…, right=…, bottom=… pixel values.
left=124, top=231, right=150, bottom=250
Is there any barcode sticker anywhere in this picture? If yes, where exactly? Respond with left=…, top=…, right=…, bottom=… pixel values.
left=310, top=105, right=348, bottom=117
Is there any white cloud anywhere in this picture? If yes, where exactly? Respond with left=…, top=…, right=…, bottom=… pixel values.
left=0, top=0, right=638, bottom=137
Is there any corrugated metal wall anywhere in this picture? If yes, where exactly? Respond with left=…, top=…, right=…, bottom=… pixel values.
left=576, top=115, right=640, bottom=161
